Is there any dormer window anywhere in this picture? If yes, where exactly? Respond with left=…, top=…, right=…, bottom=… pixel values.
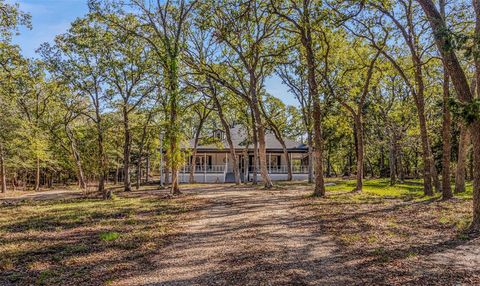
left=213, top=129, right=225, bottom=140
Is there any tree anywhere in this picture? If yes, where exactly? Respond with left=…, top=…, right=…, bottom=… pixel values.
left=276, top=49, right=314, bottom=183
left=0, top=0, right=30, bottom=193
left=101, top=15, right=157, bottom=192
left=185, top=27, right=243, bottom=184
left=337, top=48, right=382, bottom=191
left=187, top=94, right=213, bottom=183
left=270, top=0, right=326, bottom=195
left=0, top=0, right=31, bottom=42
left=195, top=0, right=284, bottom=188
left=16, top=61, right=52, bottom=192
left=439, top=0, right=453, bottom=200
left=43, top=81, right=88, bottom=191
left=346, top=0, right=441, bottom=196
left=40, top=16, right=112, bottom=199
left=260, top=94, right=293, bottom=181
left=416, top=0, right=480, bottom=231
left=90, top=0, right=197, bottom=195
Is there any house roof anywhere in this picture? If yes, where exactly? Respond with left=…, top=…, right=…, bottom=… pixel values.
left=184, top=126, right=308, bottom=152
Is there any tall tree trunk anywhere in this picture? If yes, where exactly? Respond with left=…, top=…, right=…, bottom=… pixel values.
left=471, top=0, right=480, bottom=230
left=189, top=120, right=205, bottom=183
left=35, top=157, right=40, bottom=192
left=471, top=122, right=480, bottom=230
left=439, top=0, right=453, bottom=200
left=255, top=120, right=273, bottom=188
left=307, top=132, right=314, bottom=183
left=412, top=58, right=435, bottom=196
left=380, top=145, right=385, bottom=177
left=326, top=147, right=332, bottom=177
left=303, top=39, right=325, bottom=196
left=281, top=141, right=292, bottom=181
left=167, top=58, right=180, bottom=195
left=136, top=158, right=142, bottom=190
left=249, top=73, right=273, bottom=188
left=212, top=91, right=240, bottom=184
left=432, top=157, right=441, bottom=192
left=0, top=145, right=6, bottom=193
left=243, top=147, right=249, bottom=182
left=225, top=129, right=241, bottom=185
left=398, top=145, right=405, bottom=183
left=164, top=167, right=170, bottom=186
left=389, top=132, right=397, bottom=185
left=66, top=127, right=86, bottom=191
left=123, top=108, right=132, bottom=192
left=12, top=173, right=17, bottom=192
left=145, top=154, right=150, bottom=183
left=262, top=106, right=293, bottom=181
left=189, top=148, right=198, bottom=184
left=455, top=79, right=476, bottom=193
left=378, top=3, right=435, bottom=195
left=417, top=103, right=434, bottom=196
left=115, top=159, right=119, bottom=185
left=455, top=125, right=470, bottom=193
left=72, top=148, right=86, bottom=191
left=417, top=0, right=480, bottom=230
left=251, top=112, right=259, bottom=185
left=354, top=114, right=364, bottom=191
left=97, top=120, right=108, bottom=199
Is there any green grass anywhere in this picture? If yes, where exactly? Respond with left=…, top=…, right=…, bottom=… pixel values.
left=300, top=178, right=474, bottom=258
left=99, top=231, right=121, bottom=241
left=323, top=178, right=473, bottom=201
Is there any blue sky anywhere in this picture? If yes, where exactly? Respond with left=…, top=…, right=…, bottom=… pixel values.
left=8, top=0, right=295, bottom=106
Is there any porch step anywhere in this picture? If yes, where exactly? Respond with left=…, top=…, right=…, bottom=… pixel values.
left=225, top=172, right=236, bottom=183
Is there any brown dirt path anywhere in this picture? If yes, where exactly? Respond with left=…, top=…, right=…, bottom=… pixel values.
left=114, top=185, right=353, bottom=286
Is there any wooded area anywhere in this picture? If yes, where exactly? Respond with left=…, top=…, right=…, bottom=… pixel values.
left=1, top=0, right=480, bottom=284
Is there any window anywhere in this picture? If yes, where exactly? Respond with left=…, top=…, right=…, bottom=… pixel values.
left=268, top=155, right=281, bottom=168
left=213, top=130, right=225, bottom=140
left=193, top=155, right=212, bottom=167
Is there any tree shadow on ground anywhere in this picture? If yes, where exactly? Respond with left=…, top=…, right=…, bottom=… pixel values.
left=1, top=184, right=478, bottom=286
left=108, top=186, right=478, bottom=286
left=0, top=187, right=199, bottom=286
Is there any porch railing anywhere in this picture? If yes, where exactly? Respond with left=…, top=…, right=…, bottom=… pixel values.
left=180, top=165, right=226, bottom=173
left=248, top=165, right=309, bottom=174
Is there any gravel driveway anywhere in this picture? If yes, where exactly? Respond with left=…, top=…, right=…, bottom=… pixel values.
left=114, top=185, right=351, bottom=285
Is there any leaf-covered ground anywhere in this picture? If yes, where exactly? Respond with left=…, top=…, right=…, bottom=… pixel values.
left=0, top=187, right=198, bottom=286
left=0, top=180, right=478, bottom=285
left=298, top=179, right=479, bottom=285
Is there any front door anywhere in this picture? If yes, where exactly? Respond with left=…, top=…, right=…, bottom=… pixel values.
left=238, top=155, right=245, bottom=182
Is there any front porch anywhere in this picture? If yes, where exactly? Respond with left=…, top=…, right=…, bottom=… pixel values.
left=177, top=151, right=310, bottom=183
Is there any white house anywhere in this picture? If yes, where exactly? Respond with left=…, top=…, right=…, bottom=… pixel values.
left=177, top=126, right=310, bottom=183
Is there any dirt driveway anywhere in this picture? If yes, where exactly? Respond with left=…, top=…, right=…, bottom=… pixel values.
left=113, top=185, right=350, bottom=285
left=112, top=184, right=479, bottom=286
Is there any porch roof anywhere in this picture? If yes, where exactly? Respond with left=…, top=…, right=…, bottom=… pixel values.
left=184, top=126, right=308, bottom=153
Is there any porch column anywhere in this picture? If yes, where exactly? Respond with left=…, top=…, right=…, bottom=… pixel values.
left=204, top=153, right=207, bottom=183
left=289, top=153, right=293, bottom=174
left=225, top=152, right=228, bottom=172
left=224, top=153, right=228, bottom=183
left=182, top=164, right=185, bottom=183
left=269, top=153, right=271, bottom=173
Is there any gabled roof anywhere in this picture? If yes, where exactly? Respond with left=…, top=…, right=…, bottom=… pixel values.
left=185, top=126, right=308, bottom=151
